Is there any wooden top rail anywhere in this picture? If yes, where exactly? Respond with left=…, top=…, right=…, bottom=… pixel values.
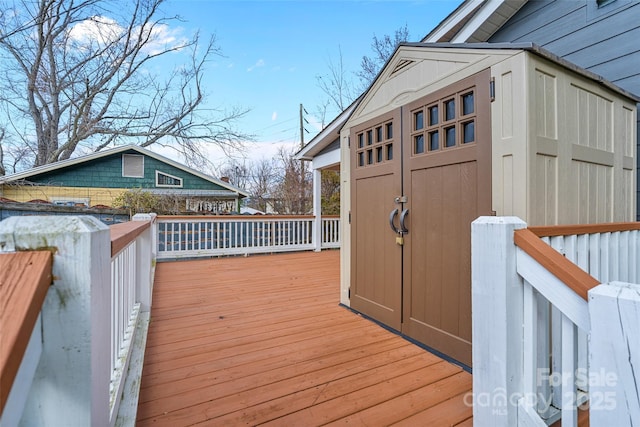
left=514, top=228, right=599, bottom=301
left=157, top=215, right=317, bottom=220
left=529, top=221, right=640, bottom=237
left=110, top=220, right=151, bottom=257
left=0, top=251, right=52, bottom=414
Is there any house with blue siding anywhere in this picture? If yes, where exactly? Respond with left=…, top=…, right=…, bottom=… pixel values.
left=0, top=145, right=248, bottom=213
left=423, top=0, right=640, bottom=218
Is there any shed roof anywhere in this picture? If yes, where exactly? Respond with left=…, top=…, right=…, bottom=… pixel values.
left=399, top=42, right=640, bottom=102
left=299, top=41, right=639, bottom=161
left=0, top=144, right=249, bottom=197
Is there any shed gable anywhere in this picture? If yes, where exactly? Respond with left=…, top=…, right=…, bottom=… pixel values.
left=351, top=46, right=518, bottom=127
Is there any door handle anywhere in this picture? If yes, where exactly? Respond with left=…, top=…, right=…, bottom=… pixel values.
left=399, top=209, right=409, bottom=233
left=388, top=208, right=400, bottom=234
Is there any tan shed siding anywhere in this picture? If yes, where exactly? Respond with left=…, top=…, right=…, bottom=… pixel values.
left=490, top=53, right=528, bottom=219
left=501, top=71, right=514, bottom=138
left=529, top=63, right=559, bottom=226
left=617, top=105, right=637, bottom=222
left=534, top=69, right=558, bottom=140
left=533, top=154, right=557, bottom=224
left=574, top=85, right=613, bottom=152
left=624, top=106, right=635, bottom=157
left=501, top=155, right=514, bottom=215
left=572, top=162, right=613, bottom=223
left=623, top=169, right=635, bottom=221
left=527, top=54, right=635, bottom=225
left=340, top=133, right=351, bottom=306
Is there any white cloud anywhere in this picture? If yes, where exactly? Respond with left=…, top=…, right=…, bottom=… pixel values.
left=306, top=114, right=324, bottom=133
left=247, top=59, right=265, bottom=72
left=271, top=111, right=278, bottom=121
left=67, top=16, right=188, bottom=56
left=68, top=15, right=122, bottom=48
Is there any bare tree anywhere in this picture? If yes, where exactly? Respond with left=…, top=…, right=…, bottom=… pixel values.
left=218, top=160, right=250, bottom=191
left=246, top=158, right=276, bottom=213
left=0, top=128, right=5, bottom=176
left=321, top=169, right=340, bottom=215
left=315, top=26, right=410, bottom=126
left=273, top=146, right=311, bottom=215
left=356, top=24, right=410, bottom=91
left=0, top=0, right=251, bottom=171
left=0, top=125, right=32, bottom=175
left=315, top=46, right=355, bottom=114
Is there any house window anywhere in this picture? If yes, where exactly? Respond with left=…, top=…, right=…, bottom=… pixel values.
left=596, top=0, right=616, bottom=7
left=122, top=154, right=144, bottom=178
left=50, top=197, right=90, bottom=207
left=588, top=0, right=628, bottom=20
left=156, top=171, right=183, bottom=188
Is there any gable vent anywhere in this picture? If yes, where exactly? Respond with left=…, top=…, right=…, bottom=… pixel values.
left=391, top=59, right=415, bottom=76
left=122, top=154, right=144, bottom=178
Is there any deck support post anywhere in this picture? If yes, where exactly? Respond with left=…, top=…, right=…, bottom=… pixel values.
left=589, top=281, right=640, bottom=426
left=0, top=216, right=111, bottom=427
left=133, top=213, right=157, bottom=312
left=312, top=168, right=322, bottom=252
left=471, top=216, right=527, bottom=426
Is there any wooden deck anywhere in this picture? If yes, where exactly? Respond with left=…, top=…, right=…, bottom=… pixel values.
left=136, top=250, right=473, bottom=426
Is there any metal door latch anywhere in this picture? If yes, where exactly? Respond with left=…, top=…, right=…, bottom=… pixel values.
left=394, top=195, right=408, bottom=204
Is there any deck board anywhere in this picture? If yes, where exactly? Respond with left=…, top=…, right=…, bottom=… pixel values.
left=137, top=250, right=472, bottom=426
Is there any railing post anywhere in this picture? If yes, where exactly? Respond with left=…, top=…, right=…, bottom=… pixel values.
left=0, top=216, right=110, bottom=427
left=589, top=281, right=640, bottom=426
left=313, top=168, right=322, bottom=252
left=132, top=213, right=157, bottom=312
left=471, top=216, right=527, bottom=426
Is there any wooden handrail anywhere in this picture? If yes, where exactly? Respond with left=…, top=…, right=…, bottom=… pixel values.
left=529, top=221, right=640, bottom=237
left=0, top=251, right=52, bottom=414
left=157, top=214, right=317, bottom=220
left=514, top=228, right=599, bottom=300
left=110, top=220, right=150, bottom=257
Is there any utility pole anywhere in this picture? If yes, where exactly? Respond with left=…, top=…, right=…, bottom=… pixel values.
left=299, top=103, right=305, bottom=214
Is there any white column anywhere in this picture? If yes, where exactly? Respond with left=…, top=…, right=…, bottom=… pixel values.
left=312, top=168, right=322, bottom=252
left=471, top=216, right=527, bottom=426
left=589, top=281, right=640, bottom=426
left=0, top=216, right=111, bottom=427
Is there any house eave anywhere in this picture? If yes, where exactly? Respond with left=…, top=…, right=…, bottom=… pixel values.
left=422, top=0, right=528, bottom=44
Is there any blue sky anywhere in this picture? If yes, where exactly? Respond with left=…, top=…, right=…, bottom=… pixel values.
left=157, top=0, right=462, bottom=166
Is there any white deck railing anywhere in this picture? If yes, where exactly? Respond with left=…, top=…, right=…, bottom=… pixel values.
left=108, top=214, right=156, bottom=424
left=0, top=214, right=157, bottom=427
left=157, top=215, right=340, bottom=259
left=321, top=216, right=341, bottom=249
left=472, top=217, right=640, bottom=427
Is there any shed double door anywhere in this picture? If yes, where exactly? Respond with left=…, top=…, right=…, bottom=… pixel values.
left=350, top=69, right=492, bottom=367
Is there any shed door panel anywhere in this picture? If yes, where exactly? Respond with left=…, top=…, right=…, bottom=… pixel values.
left=350, top=109, right=402, bottom=331
left=402, top=69, right=492, bottom=367
left=349, top=69, right=491, bottom=368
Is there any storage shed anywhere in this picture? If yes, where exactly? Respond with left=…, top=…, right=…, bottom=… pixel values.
left=340, top=43, right=637, bottom=368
